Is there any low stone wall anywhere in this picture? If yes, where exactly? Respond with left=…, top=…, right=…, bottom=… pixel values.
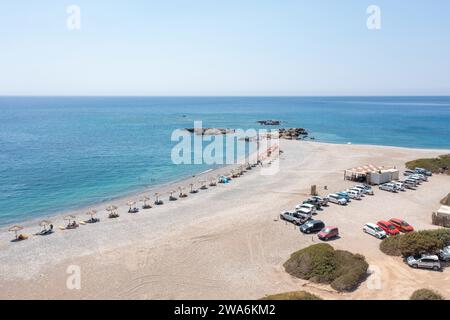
left=432, top=212, right=450, bottom=228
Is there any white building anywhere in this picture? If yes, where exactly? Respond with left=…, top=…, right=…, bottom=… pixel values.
left=344, top=165, right=399, bottom=185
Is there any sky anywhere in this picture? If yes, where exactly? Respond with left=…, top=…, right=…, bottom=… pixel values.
left=1, top=0, right=449, bottom=96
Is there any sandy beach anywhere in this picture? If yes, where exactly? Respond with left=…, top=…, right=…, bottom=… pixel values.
left=1, top=140, right=450, bottom=300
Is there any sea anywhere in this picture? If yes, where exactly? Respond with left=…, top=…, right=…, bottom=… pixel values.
left=1, top=96, right=449, bottom=225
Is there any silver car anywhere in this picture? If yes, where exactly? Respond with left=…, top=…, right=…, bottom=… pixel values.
left=280, top=211, right=310, bottom=225
left=407, top=254, right=441, bottom=271
left=439, top=246, right=450, bottom=261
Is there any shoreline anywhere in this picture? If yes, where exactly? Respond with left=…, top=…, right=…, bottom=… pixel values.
left=1, top=139, right=450, bottom=299
left=0, top=141, right=268, bottom=231
left=2, top=140, right=449, bottom=230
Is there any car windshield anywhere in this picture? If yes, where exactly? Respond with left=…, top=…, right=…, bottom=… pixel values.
left=401, top=221, right=410, bottom=226
left=388, top=225, right=396, bottom=230
left=375, top=227, right=383, bottom=232
left=322, top=228, right=331, bottom=233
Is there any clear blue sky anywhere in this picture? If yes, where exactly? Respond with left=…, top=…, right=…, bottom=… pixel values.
left=1, top=1, right=449, bottom=96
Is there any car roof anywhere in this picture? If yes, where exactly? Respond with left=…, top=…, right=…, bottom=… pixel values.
left=421, top=254, right=439, bottom=260
left=365, top=223, right=379, bottom=228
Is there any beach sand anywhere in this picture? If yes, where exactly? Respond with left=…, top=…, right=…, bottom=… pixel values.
left=1, top=140, right=450, bottom=300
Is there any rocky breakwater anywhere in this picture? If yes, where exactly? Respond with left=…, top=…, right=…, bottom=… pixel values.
left=278, top=128, right=308, bottom=140
left=184, top=128, right=236, bottom=135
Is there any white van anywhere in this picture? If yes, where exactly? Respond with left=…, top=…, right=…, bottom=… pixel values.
left=345, top=189, right=361, bottom=200
left=392, top=181, right=405, bottom=191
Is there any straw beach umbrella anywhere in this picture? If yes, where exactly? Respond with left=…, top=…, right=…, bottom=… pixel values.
left=141, top=196, right=152, bottom=209
left=178, top=186, right=187, bottom=198
left=189, top=183, right=198, bottom=194
left=209, top=176, right=217, bottom=187
left=154, top=193, right=163, bottom=205
left=199, top=180, right=208, bottom=190
left=64, top=215, right=76, bottom=224
left=169, top=190, right=178, bottom=201
left=8, top=225, right=24, bottom=240
left=86, top=209, right=97, bottom=220
left=106, top=205, right=119, bottom=218
left=127, top=200, right=136, bottom=211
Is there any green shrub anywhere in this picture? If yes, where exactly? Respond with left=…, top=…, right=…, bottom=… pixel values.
left=380, top=229, right=450, bottom=257
left=380, top=235, right=402, bottom=256
left=260, top=291, right=322, bottom=300
left=406, top=155, right=450, bottom=175
left=410, top=289, right=444, bottom=300
left=398, top=231, right=443, bottom=257
left=284, top=244, right=368, bottom=292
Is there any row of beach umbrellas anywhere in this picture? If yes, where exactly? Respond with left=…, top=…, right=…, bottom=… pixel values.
left=6, top=146, right=280, bottom=242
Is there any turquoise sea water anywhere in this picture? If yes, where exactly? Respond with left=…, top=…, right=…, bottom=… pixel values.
left=0, top=96, right=449, bottom=225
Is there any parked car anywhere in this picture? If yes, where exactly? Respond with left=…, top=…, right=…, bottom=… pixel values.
left=280, top=211, right=310, bottom=225
left=403, top=169, right=415, bottom=176
left=377, top=220, right=400, bottom=236
left=392, top=181, right=405, bottom=191
left=336, top=192, right=351, bottom=202
left=328, top=193, right=347, bottom=205
left=379, top=183, right=397, bottom=192
left=415, top=167, right=432, bottom=176
left=318, top=227, right=339, bottom=241
left=407, top=175, right=422, bottom=185
left=345, top=189, right=361, bottom=200
left=300, top=220, right=325, bottom=234
left=354, top=184, right=374, bottom=195
left=403, top=179, right=417, bottom=189
left=363, top=223, right=387, bottom=239
left=407, top=254, right=441, bottom=271
left=310, top=196, right=329, bottom=206
left=439, top=246, right=450, bottom=261
left=296, top=203, right=316, bottom=215
left=303, top=198, right=322, bottom=210
left=389, top=218, right=414, bottom=233
left=411, top=173, right=428, bottom=182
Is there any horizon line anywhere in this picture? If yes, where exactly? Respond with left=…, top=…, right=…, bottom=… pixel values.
left=1, top=94, right=450, bottom=98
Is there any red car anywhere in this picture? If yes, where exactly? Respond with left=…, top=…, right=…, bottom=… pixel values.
left=377, top=221, right=400, bottom=236
left=389, top=218, right=414, bottom=233
left=318, top=226, right=339, bottom=241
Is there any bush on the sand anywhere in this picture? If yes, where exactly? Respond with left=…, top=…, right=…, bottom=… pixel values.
left=398, top=231, right=443, bottom=257
left=260, top=291, right=322, bottom=300
left=410, top=289, right=444, bottom=300
left=406, top=155, right=450, bottom=175
left=283, top=244, right=368, bottom=292
left=380, top=235, right=402, bottom=256
left=380, top=229, right=450, bottom=257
